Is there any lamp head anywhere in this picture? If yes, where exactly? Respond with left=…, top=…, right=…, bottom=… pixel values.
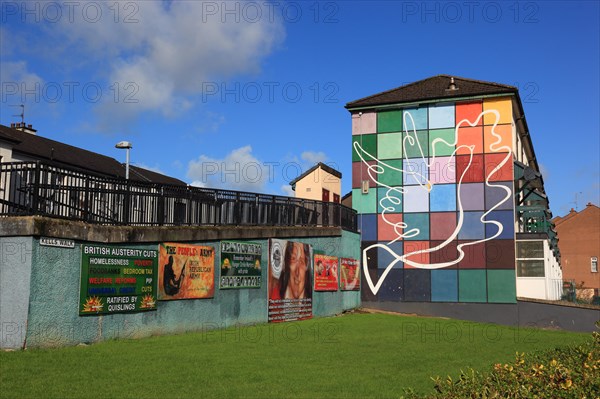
left=115, top=141, right=132, bottom=149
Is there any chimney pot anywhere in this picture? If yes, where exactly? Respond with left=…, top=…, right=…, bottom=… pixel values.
left=28, top=124, right=32, bottom=128
left=10, top=123, right=14, bottom=128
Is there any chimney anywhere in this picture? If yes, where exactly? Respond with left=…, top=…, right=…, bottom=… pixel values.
left=15, top=122, right=37, bottom=135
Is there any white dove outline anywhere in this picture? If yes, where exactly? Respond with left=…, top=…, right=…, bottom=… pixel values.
left=354, top=107, right=514, bottom=294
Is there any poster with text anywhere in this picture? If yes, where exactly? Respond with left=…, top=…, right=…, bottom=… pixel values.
left=79, top=244, right=158, bottom=316
left=268, top=239, right=312, bottom=323
left=220, top=241, right=262, bottom=289
left=158, top=243, right=215, bottom=300
left=340, top=258, right=360, bottom=291
left=313, top=254, right=339, bottom=291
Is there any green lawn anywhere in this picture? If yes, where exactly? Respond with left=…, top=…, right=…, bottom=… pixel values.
left=0, top=313, right=590, bottom=398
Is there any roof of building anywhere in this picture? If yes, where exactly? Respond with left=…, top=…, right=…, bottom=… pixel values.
left=289, top=162, right=342, bottom=187
left=345, top=74, right=517, bottom=109
left=0, top=124, right=186, bottom=186
left=553, top=203, right=600, bottom=227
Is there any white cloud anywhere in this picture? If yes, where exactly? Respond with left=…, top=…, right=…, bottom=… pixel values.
left=0, top=60, right=44, bottom=94
left=280, top=184, right=295, bottom=197
left=301, top=151, right=328, bottom=164
left=187, top=145, right=272, bottom=192
left=189, top=180, right=207, bottom=188
left=13, top=1, right=284, bottom=128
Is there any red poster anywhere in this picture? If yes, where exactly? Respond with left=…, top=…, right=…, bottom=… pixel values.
left=340, top=258, right=360, bottom=291
left=314, top=254, right=338, bottom=291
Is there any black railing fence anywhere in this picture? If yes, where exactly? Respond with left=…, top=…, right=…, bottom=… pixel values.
left=0, top=161, right=357, bottom=231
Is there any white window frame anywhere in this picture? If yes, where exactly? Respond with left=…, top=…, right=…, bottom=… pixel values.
left=592, top=257, right=598, bottom=273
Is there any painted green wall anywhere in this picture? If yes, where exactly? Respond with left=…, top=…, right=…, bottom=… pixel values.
left=15, top=231, right=360, bottom=348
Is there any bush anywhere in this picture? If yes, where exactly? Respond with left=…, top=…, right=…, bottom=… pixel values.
left=404, top=322, right=600, bottom=399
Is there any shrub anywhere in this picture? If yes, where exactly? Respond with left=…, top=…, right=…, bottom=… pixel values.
left=404, top=321, right=600, bottom=399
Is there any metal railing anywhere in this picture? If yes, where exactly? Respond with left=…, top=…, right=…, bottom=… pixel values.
left=0, top=161, right=357, bottom=231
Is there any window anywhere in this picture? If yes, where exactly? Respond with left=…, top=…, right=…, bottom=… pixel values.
left=516, top=241, right=545, bottom=277
left=592, top=257, right=598, bottom=273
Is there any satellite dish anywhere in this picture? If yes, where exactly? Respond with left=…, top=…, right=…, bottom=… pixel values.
left=524, top=166, right=538, bottom=181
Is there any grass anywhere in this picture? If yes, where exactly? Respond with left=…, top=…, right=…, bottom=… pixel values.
left=0, top=312, right=591, bottom=398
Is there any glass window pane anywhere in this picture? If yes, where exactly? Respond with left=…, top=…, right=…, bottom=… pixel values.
left=516, top=241, right=544, bottom=259
left=517, top=259, right=545, bottom=277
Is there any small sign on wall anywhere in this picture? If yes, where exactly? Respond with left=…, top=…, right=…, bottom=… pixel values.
left=268, top=239, right=313, bottom=323
left=340, top=258, right=360, bottom=291
left=220, top=241, right=262, bottom=289
left=158, top=243, right=215, bottom=300
left=314, top=254, right=338, bottom=291
left=40, top=237, right=75, bottom=248
left=79, top=244, right=158, bottom=315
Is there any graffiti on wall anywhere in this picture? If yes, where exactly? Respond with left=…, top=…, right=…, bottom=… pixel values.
left=353, top=103, right=515, bottom=296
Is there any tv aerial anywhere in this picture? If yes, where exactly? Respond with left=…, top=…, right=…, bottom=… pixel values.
left=9, top=104, right=25, bottom=124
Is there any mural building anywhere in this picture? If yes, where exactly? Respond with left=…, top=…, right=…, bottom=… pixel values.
left=348, top=75, right=561, bottom=303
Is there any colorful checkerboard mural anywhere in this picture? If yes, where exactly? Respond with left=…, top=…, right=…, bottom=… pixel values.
left=352, top=98, right=517, bottom=303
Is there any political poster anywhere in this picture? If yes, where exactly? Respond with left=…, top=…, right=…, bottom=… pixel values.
left=340, top=258, right=360, bottom=291
left=79, top=244, right=158, bottom=316
left=313, top=254, right=338, bottom=291
left=268, top=239, right=312, bottom=323
left=220, top=241, right=262, bottom=289
left=158, top=243, right=215, bottom=300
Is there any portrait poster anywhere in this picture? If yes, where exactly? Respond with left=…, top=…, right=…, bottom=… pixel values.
left=268, top=239, right=313, bottom=323
left=340, top=258, right=360, bottom=291
left=158, top=243, right=215, bottom=300
left=79, top=244, right=157, bottom=316
left=313, top=254, right=338, bottom=291
left=220, top=241, right=262, bottom=289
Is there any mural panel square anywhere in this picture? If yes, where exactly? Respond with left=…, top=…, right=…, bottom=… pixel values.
left=378, top=133, right=403, bottom=160
left=403, top=130, right=429, bottom=158
left=378, top=187, right=402, bottom=213
left=458, top=269, right=487, bottom=302
left=457, top=126, right=484, bottom=155
left=429, top=156, right=456, bottom=184
left=352, top=112, right=376, bottom=134
left=430, top=212, right=458, bottom=240
left=377, top=110, right=403, bottom=133
left=456, top=101, right=483, bottom=126
left=431, top=270, right=458, bottom=302
left=403, top=213, right=429, bottom=241
left=487, top=270, right=516, bottom=303
left=404, top=269, right=431, bottom=301
left=429, top=128, right=456, bottom=157
left=352, top=134, right=377, bottom=162
left=430, top=184, right=456, bottom=212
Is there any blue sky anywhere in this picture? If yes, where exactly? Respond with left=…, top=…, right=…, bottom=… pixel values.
left=1, top=0, right=598, bottom=216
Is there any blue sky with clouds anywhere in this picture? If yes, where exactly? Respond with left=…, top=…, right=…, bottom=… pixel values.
left=1, top=0, right=598, bottom=216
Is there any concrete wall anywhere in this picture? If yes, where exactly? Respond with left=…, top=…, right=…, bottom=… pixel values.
left=0, top=218, right=360, bottom=349
left=0, top=237, right=33, bottom=349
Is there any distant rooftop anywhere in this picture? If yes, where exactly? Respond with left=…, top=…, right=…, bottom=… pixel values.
left=346, top=74, right=517, bottom=109
left=289, top=162, right=342, bottom=186
left=0, top=124, right=186, bottom=186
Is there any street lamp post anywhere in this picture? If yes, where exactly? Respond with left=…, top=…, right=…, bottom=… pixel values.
left=115, top=141, right=133, bottom=179
left=115, top=141, right=133, bottom=224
